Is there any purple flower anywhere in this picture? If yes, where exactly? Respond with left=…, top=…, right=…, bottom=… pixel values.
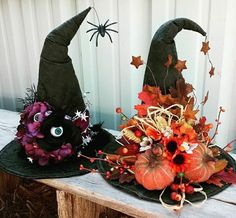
left=24, top=143, right=35, bottom=156
left=59, top=143, right=73, bottom=158
left=38, top=156, right=49, bottom=166
left=28, top=102, right=48, bottom=120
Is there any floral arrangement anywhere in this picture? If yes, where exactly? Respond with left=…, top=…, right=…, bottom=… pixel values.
left=94, top=40, right=236, bottom=210
left=16, top=88, right=92, bottom=166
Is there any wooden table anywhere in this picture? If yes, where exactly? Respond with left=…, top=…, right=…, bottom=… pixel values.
left=0, top=109, right=236, bottom=218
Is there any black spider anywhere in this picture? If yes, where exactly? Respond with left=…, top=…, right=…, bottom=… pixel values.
left=86, top=19, right=118, bottom=47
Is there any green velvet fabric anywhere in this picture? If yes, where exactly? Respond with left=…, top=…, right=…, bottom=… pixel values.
left=143, top=18, right=206, bottom=92
left=37, top=7, right=91, bottom=116
left=97, top=140, right=236, bottom=204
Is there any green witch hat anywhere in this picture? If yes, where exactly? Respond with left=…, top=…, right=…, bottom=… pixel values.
left=37, top=7, right=91, bottom=116
left=143, top=18, right=206, bottom=91
left=0, top=7, right=112, bottom=179
left=97, top=18, right=236, bottom=206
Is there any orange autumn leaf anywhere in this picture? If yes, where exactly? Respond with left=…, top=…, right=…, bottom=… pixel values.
left=145, top=127, right=161, bottom=140
left=201, top=91, right=209, bottom=105
left=179, top=123, right=197, bottom=141
left=138, top=85, right=177, bottom=107
left=169, top=79, right=193, bottom=106
left=120, top=118, right=137, bottom=130
left=130, top=56, right=143, bottom=69
left=184, top=103, right=199, bottom=121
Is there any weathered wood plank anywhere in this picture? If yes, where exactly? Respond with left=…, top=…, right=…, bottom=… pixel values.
left=0, top=171, right=21, bottom=195
left=56, top=190, right=131, bottom=218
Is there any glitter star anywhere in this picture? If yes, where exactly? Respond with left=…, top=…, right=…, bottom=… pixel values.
left=130, top=56, right=143, bottom=69
left=27, top=157, right=33, bottom=163
left=82, top=135, right=92, bottom=145
left=75, top=110, right=82, bottom=118
left=81, top=112, right=89, bottom=121
left=201, top=41, right=210, bottom=55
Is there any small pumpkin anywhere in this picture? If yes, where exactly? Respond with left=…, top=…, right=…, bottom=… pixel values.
left=135, top=150, right=175, bottom=190
left=184, top=143, right=215, bottom=182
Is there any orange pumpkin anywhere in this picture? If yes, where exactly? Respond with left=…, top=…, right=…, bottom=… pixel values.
left=135, top=150, right=175, bottom=190
left=184, top=143, right=215, bottom=182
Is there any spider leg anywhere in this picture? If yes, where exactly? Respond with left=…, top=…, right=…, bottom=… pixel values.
left=87, top=21, right=98, bottom=28
left=106, top=28, right=118, bottom=33
left=106, top=31, right=113, bottom=43
left=90, top=31, right=98, bottom=41
left=96, top=32, right=99, bottom=47
left=86, top=28, right=98, bottom=33
left=103, top=19, right=109, bottom=27
left=104, top=22, right=118, bottom=28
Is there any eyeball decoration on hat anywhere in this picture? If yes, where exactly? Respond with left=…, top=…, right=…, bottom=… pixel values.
left=96, top=18, right=236, bottom=210
left=0, top=7, right=115, bottom=179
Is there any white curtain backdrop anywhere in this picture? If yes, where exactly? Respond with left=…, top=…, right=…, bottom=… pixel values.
left=0, top=0, right=236, bottom=147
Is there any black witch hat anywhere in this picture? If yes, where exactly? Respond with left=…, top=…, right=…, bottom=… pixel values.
left=0, top=7, right=112, bottom=179
left=143, top=18, right=206, bottom=92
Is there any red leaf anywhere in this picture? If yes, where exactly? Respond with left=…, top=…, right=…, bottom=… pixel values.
left=216, top=170, right=236, bottom=184
left=134, top=104, right=149, bottom=116
left=206, top=175, right=224, bottom=187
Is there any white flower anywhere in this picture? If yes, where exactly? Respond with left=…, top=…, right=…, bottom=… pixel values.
left=181, top=142, right=198, bottom=154
left=139, top=137, right=153, bottom=152
left=162, top=126, right=173, bottom=138
left=82, top=135, right=92, bottom=145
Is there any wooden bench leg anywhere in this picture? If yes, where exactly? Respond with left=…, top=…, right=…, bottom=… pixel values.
left=0, top=171, right=22, bottom=195
left=56, top=190, right=131, bottom=218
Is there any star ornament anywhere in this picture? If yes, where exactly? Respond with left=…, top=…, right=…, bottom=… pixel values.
left=175, top=60, right=187, bottom=73
left=209, top=66, right=215, bottom=77
left=201, top=41, right=210, bottom=55
left=130, top=56, right=143, bottom=69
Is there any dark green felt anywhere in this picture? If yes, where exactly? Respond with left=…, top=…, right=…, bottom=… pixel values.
left=37, top=7, right=91, bottom=117
left=97, top=140, right=236, bottom=204
left=144, top=18, right=206, bottom=93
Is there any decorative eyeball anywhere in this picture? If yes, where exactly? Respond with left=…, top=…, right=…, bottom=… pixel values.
left=64, top=115, right=71, bottom=120
left=50, top=126, right=63, bottom=137
left=33, top=112, right=41, bottom=122
left=45, top=110, right=52, bottom=117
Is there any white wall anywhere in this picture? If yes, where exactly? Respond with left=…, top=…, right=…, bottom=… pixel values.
left=0, top=0, right=236, bottom=147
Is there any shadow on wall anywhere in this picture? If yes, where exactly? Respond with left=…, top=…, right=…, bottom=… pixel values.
left=0, top=97, right=24, bottom=113
left=98, top=112, right=121, bottom=131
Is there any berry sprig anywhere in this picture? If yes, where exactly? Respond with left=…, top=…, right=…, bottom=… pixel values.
left=210, top=106, right=225, bottom=143
left=115, top=107, right=129, bottom=121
